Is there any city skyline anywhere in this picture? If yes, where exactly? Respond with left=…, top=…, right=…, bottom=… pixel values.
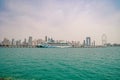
left=0, top=35, right=110, bottom=46
left=0, top=0, right=120, bottom=45
left=0, top=35, right=108, bottom=48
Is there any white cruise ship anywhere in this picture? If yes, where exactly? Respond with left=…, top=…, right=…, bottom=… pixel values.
left=36, top=42, right=72, bottom=48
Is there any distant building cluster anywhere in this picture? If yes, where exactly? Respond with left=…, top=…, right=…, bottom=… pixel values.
left=82, top=37, right=95, bottom=48
left=0, top=36, right=44, bottom=48
left=0, top=35, right=119, bottom=48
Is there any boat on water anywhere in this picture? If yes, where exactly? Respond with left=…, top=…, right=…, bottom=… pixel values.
left=36, top=42, right=72, bottom=48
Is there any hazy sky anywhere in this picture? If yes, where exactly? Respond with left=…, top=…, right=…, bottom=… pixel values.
left=0, top=0, right=120, bottom=45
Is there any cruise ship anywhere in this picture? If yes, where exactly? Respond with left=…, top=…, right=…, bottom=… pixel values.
left=36, top=42, right=72, bottom=48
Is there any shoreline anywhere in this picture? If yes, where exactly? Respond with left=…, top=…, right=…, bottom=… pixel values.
left=0, top=45, right=119, bottom=48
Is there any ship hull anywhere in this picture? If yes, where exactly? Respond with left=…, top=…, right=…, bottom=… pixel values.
left=36, top=43, right=72, bottom=48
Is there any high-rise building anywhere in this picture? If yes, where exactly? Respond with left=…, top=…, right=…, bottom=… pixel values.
left=28, top=36, right=32, bottom=46
left=11, top=38, right=15, bottom=45
left=23, top=38, right=27, bottom=45
left=45, top=36, right=47, bottom=42
left=24, top=38, right=27, bottom=44
left=16, top=40, right=21, bottom=46
left=83, top=40, right=86, bottom=47
left=86, top=37, right=91, bottom=46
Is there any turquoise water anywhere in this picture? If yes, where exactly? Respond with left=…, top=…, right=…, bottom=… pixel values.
left=0, top=47, right=120, bottom=80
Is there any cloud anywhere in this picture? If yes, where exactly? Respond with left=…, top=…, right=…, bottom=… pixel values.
left=0, top=0, right=120, bottom=45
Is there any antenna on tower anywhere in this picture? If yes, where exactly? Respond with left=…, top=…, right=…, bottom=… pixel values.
left=101, top=34, right=107, bottom=46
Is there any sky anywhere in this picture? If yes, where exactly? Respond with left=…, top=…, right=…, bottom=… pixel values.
left=0, top=0, right=120, bottom=45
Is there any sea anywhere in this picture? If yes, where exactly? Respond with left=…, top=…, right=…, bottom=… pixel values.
left=0, top=47, right=120, bottom=80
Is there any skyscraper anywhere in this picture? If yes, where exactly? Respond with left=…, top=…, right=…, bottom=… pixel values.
left=86, top=37, right=91, bottom=46
left=83, top=40, right=86, bottom=47
left=28, top=36, right=32, bottom=46
left=23, top=38, right=27, bottom=46
left=45, top=36, right=47, bottom=42
left=11, top=38, right=15, bottom=45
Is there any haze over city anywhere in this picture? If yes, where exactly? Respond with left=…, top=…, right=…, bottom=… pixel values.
left=0, top=0, right=120, bottom=45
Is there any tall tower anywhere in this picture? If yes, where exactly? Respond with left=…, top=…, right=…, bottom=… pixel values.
left=83, top=40, right=86, bottom=47
left=86, top=37, right=91, bottom=46
left=28, top=36, right=32, bottom=46
left=102, top=34, right=107, bottom=46
left=45, top=36, right=47, bottom=42
left=11, top=38, right=15, bottom=45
